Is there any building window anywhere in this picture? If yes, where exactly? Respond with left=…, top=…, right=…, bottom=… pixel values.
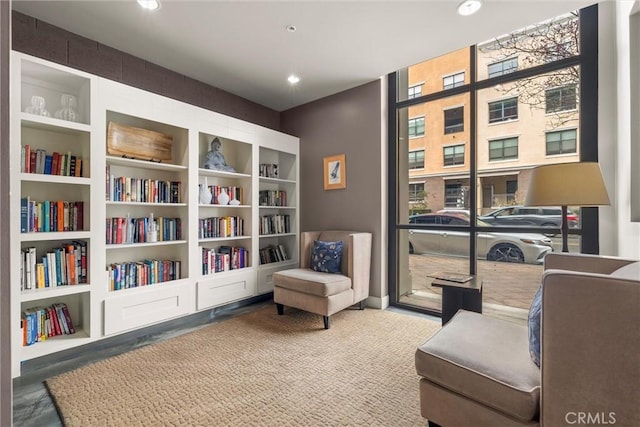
left=489, top=137, right=519, bottom=161
left=444, top=107, right=464, bottom=134
left=443, top=72, right=465, bottom=90
left=488, top=57, right=518, bottom=78
left=409, top=150, right=425, bottom=169
left=443, top=144, right=465, bottom=166
left=488, top=97, right=518, bottom=123
left=409, top=183, right=425, bottom=201
left=545, top=85, right=577, bottom=113
left=408, top=117, right=425, bottom=138
left=408, top=84, right=423, bottom=99
left=546, top=129, right=577, bottom=155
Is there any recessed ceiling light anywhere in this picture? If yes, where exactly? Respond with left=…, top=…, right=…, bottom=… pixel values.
left=457, top=0, right=482, bottom=16
left=287, top=75, right=300, bottom=85
left=137, top=0, right=160, bottom=11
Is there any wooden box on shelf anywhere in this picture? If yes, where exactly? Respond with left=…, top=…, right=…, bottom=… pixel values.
left=107, top=121, right=173, bottom=162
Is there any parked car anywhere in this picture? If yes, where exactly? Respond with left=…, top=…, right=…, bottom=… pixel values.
left=408, top=213, right=553, bottom=264
left=479, top=206, right=578, bottom=236
left=436, top=209, right=470, bottom=218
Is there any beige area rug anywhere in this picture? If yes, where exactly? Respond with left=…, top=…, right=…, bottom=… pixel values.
left=46, top=306, right=440, bottom=426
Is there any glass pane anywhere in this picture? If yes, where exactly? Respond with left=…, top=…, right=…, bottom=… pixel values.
left=399, top=93, right=472, bottom=224
left=476, top=11, right=579, bottom=81
left=398, top=228, right=470, bottom=312
left=397, top=46, right=471, bottom=102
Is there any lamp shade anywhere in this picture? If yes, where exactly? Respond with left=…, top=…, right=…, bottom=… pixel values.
left=525, top=162, right=610, bottom=207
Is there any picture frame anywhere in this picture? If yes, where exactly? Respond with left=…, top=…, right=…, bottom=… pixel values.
left=323, top=153, right=346, bottom=190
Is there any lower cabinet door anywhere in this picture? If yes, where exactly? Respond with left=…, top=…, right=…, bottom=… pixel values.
left=103, top=280, right=192, bottom=335
left=197, top=269, right=256, bottom=310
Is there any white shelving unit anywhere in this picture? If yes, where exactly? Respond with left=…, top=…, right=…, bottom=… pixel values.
left=10, top=52, right=299, bottom=377
left=10, top=54, right=97, bottom=376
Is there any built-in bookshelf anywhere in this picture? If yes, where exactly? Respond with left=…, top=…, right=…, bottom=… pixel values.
left=11, top=54, right=95, bottom=373
left=10, top=52, right=299, bottom=378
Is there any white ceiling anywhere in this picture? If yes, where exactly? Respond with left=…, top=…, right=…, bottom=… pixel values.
left=12, top=0, right=596, bottom=112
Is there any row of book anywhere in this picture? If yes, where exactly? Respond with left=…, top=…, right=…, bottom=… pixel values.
left=22, top=302, right=76, bottom=346
left=259, top=163, right=279, bottom=178
left=20, top=198, right=84, bottom=233
left=199, top=216, right=245, bottom=239
left=258, top=190, right=287, bottom=207
left=259, top=244, right=289, bottom=265
left=107, top=259, right=182, bottom=291
left=21, top=145, right=84, bottom=177
left=21, top=241, right=88, bottom=290
left=106, top=215, right=182, bottom=245
left=259, top=214, right=291, bottom=235
left=202, top=246, right=249, bottom=275
left=203, top=185, right=244, bottom=205
left=107, top=169, right=182, bottom=203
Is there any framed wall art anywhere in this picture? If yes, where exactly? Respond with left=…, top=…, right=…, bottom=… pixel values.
left=323, top=153, right=346, bottom=190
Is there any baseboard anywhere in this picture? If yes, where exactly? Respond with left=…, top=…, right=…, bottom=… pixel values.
left=366, top=294, right=389, bottom=310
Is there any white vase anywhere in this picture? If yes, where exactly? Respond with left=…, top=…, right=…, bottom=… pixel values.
left=199, top=178, right=212, bottom=204
left=217, top=188, right=230, bottom=205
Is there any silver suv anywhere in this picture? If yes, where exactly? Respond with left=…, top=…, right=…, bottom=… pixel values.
left=479, top=206, right=578, bottom=236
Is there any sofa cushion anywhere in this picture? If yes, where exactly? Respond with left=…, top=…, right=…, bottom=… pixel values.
left=528, top=286, right=543, bottom=367
left=416, top=311, right=541, bottom=423
left=273, top=268, right=351, bottom=297
left=310, top=240, right=343, bottom=274
left=611, top=262, right=640, bottom=280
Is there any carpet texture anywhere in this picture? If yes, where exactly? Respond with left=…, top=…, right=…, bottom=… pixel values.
left=46, top=306, right=439, bottom=426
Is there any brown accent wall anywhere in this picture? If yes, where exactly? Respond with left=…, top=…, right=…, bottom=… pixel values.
left=0, top=1, right=12, bottom=424
left=11, top=11, right=280, bottom=131
left=281, top=81, right=383, bottom=298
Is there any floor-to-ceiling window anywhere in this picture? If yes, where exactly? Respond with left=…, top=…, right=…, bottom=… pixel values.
left=388, top=5, right=599, bottom=321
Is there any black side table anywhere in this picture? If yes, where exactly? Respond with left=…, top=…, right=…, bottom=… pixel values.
left=431, top=276, right=483, bottom=325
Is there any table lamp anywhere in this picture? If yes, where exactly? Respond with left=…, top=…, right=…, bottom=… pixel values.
left=524, top=162, right=610, bottom=252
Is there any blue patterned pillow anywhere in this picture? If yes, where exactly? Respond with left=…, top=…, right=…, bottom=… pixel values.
left=310, top=240, right=343, bottom=274
left=528, top=286, right=543, bottom=367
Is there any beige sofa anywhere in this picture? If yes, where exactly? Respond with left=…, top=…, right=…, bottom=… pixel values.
left=415, top=252, right=640, bottom=426
left=273, top=230, right=372, bottom=329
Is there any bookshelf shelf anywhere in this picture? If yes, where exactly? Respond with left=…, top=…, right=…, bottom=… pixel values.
left=20, top=173, right=91, bottom=185
left=198, top=236, right=251, bottom=243
left=105, top=201, right=188, bottom=207
left=106, top=155, right=188, bottom=171
left=198, top=168, right=251, bottom=179
left=199, top=204, right=251, bottom=209
left=259, top=176, right=296, bottom=185
left=20, top=113, right=92, bottom=133
left=20, top=231, right=91, bottom=242
left=21, top=330, right=92, bottom=361
left=259, top=232, right=297, bottom=238
left=106, top=240, right=188, bottom=250
left=20, top=284, right=92, bottom=303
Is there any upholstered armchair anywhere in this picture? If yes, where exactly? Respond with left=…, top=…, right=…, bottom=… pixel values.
left=273, top=230, right=372, bottom=329
left=415, top=252, right=640, bottom=426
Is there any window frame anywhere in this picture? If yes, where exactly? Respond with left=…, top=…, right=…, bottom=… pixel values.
left=545, top=128, right=578, bottom=155
left=545, top=84, right=578, bottom=113
left=409, top=182, right=425, bottom=202
left=488, top=97, right=518, bottom=123
left=443, top=71, right=465, bottom=90
left=408, top=116, right=425, bottom=138
left=443, top=144, right=465, bottom=166
left=408, top=149, right=425, bottom=169
left=489, top=136, right=519, bottom=161
left=387, top=6, right=600, bottom=315
left=444, top=106, right=464, bottom=134
left=488, top=57, right=519, bottom=78
left=408, top=84, right=423, bottom=99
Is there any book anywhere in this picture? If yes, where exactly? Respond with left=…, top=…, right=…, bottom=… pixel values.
left=428, top=272, right=474, bottom=283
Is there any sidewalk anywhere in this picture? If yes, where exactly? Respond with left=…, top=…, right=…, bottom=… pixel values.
left=402, top=254, right=543, bottom=324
